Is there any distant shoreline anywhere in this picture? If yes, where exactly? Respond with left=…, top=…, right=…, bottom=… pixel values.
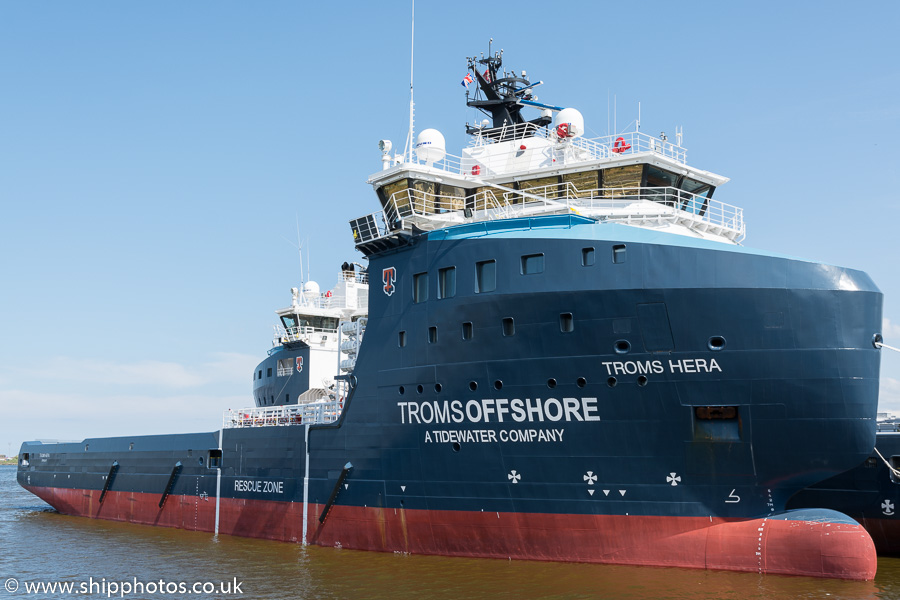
left=0, top=459, right=17, bottom=466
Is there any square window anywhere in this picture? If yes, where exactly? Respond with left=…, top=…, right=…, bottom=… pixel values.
left=428, top=326, right=438, bottom=344
left=413, top=272, right=428, bottom=303
left=502, top=317, right=515, bottom=337
left=582, top=247, right=595, bottom=266
left=462, top=321, right=473, bottom=340
left=613, top=244, right=627, bottom=264
left=521, top=253, right=544, bottom=275
left=476, top=260, right=496, bottom=293
left=438, top=266, right=456, bottom=299
left=560, top=313, right=574, bottom=333
left=399, top=330, right=407, bottom=347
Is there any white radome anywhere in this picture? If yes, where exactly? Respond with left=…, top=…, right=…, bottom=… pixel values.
left=415, top=129, right=446, bottom=164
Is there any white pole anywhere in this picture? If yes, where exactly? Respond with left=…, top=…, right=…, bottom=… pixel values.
left=302, top=423, right=310, bottom=545
left=403, top=0, right=415, bottom=162
left=214, top=427, right=222, bottom=536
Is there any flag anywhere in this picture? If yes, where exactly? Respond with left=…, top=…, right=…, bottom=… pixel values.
left=483, top=69, right=492, bottom=83
left=461, top=73, right=474, bottom=88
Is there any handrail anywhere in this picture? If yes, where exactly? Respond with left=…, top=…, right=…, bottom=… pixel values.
left=387, top=128, right=687, bottom=176
left=353, top=183, right=743, bottom=244
left=223, top=401, right=344, bottom=428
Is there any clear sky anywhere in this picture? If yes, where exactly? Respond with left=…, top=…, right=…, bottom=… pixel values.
left=2, top=1, right=899, bottom=456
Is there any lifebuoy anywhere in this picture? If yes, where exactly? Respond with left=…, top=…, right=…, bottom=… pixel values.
left=471, top=165, right=481, bottom=175
left=612, top=137, right=631, bottom=153
left=325, top=290, right=333, bottom=298
left=556, top=123, right=570, bottom=139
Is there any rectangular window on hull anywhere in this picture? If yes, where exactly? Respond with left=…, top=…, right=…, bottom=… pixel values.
left=502, top=317, right=515, bottom=337
left=208, top=449, right=222, bottom=469
left=462, top=321, right=473, bottom=341
left=560, top=313, right=574, bottom=333
left=413, top=272, right=428, bottom=303
left=476, top=260, right=496, bottom=293
left=582, top=247, right=595, bottom=266
left=399, top=330, right=407, bottom=347
left=613, top=244, right=626, bottom=264
left=521, top=253, right=544, bottom=275
left=428, top=326, right=438, bottom=344
left=438, top=266, right=456, bottom=299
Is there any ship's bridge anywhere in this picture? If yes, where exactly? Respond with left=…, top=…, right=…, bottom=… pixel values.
left=351, top=125, right=743, bottom=254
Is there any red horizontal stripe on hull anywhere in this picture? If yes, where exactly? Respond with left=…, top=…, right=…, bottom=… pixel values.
left=25, top=485, right=876, bottom=580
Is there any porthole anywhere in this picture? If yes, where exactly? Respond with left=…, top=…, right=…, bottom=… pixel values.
left=708, top=336, right=726, bottom=351
left=615, top=340, right=631, bottom=354
left=398, top=386, right=405, bottom=395
left=468, top=381, right=478, bottom=392
left=874, top=333, right=884, bottom=349
left=494, top=380, right=503, bottom=390
left=576, top=377, right=587, bottom=388
left=434, top=383, right=442, bottom=393
left=637, top=375, right=648, bottom=387
left=547, top=378, right=557, bottom=389
left=452, top=442, right=461, bottom=452
left=607, top=377, right=617, bottom=388
left=416, top=384, right=424, bottom=394
left=349, top=375, right=358, bottom=388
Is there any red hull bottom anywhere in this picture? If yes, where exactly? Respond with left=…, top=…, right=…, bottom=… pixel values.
left=25, top=485, right=877, bottom=580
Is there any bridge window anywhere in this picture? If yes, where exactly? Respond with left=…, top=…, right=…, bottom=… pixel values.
left=521, top=253, right=544, bottom=275
left=679, top=177, right=713, bottom=215
left=476, top=260, right=496, bottom=293
left=413, top=272, right=428, bottom=303
left=438, top=266, right=456, bottom=299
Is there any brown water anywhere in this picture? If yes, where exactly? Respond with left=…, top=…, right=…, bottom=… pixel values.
left=3, top=465, right=900, bottom=600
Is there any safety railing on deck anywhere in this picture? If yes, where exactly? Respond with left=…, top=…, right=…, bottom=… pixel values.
left=393, top=128, right=686, bottom=176
left=223, top=401, right=344, bottom=429
left=352, top=183, right=743, bottom=246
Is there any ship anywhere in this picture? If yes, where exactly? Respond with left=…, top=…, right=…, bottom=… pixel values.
left=18, top=47, right=885, bottom=580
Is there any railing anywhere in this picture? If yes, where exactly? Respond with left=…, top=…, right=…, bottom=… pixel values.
left=277, top=325, right=338, bottom=344
left=223, top=401, right=344, bottom=429
left=388, top=128, right=687, bottom=177
left=276, top=365, right=293, bottom=377
left=352, top=183, right=744, bottom=246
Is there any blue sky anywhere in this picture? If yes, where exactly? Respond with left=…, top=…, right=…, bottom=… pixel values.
left=2, top=1, right=899, bottom=455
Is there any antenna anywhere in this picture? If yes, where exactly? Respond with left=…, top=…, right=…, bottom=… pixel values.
left=637, top=102, right=641, bottom=132
left=676, top=125, right=683, bottom=147
left=403, top=0, right=415, bottom=162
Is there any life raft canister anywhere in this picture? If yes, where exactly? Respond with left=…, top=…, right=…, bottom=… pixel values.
left=612, top=137, right=631, bottom=153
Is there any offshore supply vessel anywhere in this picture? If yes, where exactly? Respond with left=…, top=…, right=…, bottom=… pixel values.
left=18, top=49, right=885, bottom=579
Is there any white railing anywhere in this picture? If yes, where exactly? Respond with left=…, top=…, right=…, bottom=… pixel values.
left=277, top=325, right=338, bottom=344
left=390, top=128, right=687, bottom=176
left=352, top=183, right=744, bottom=245
left=223, top=401, right=344, bottom=429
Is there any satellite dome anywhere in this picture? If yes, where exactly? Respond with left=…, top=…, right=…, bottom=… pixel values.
left=555, top=108, right=585, bottom=139
left=303, top=281, right=320, bottom=298
left=415, top=129, right=446, bottom=164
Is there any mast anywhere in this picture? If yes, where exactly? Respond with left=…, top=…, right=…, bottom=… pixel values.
left=464, top=41, right=558, bottom=140
left=402, top=0, right=415, bottom=162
